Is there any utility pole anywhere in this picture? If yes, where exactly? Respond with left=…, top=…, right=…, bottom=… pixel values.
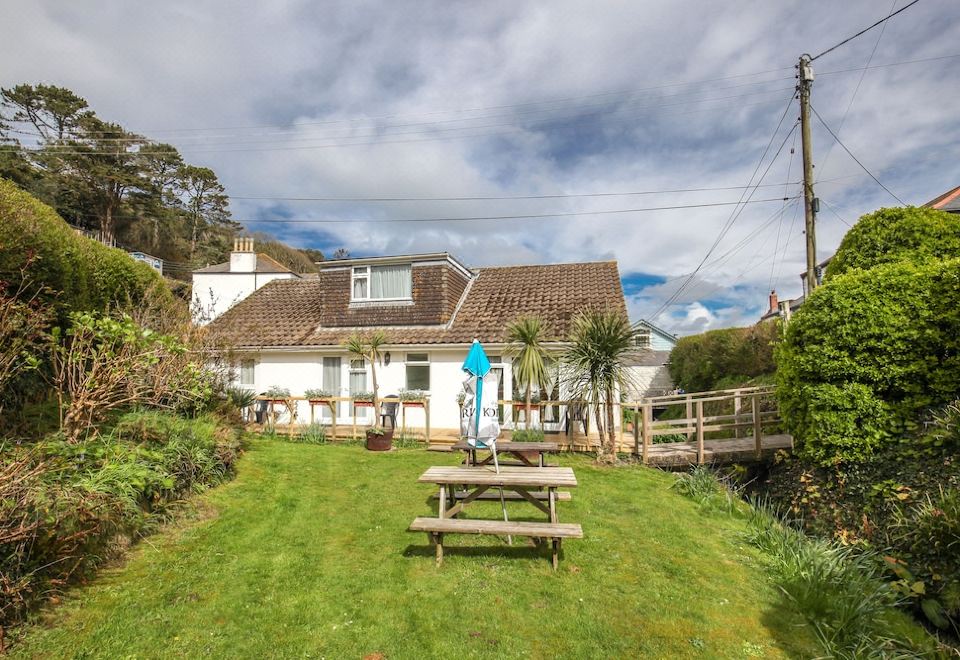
left=798, top=54, right=818, bottom=294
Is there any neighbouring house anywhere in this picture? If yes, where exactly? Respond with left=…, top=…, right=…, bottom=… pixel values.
left=129, top=250, right=164, bottom=275
left=204, top=252, right=629, bottom=438
left=760, top=256, right=833, bottom=323
left=924, top=184, right=960, bottom=214
left=624, top=319, right=677, bottom=399
left=192, top=238, right=300, bottom=323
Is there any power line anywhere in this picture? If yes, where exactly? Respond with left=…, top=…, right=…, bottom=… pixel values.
left=810, top=104, right=905, bottom=204
left=651, top=94, right=798, bottom=319
left=229, top=181, right=803, bottom=203
left=770, top=130, right=799, bottom=290
left=817, top=0, right=897, bottom=178
left=810, top=0, right=922, bottom=61
left=69, top=196, right=796, bottom=226
left=820, top=197, right=853, bottom=227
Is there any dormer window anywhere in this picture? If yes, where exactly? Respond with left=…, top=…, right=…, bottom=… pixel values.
left=351, top=264, right=412, bottom=301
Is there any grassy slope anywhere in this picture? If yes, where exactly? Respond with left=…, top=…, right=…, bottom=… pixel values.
left=11, top=442, right=819, bottom=659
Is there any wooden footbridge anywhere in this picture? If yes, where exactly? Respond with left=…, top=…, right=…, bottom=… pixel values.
left=627, top=386, right=792, bottom=468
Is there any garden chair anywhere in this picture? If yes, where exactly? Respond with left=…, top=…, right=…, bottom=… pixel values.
left=380, top=395, right=399, bottom=429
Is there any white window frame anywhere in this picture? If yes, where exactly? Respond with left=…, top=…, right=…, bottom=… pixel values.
left=239, top=359, right=255, bottom=388
left=634, top=328, right=651, bottom=349
left=405, top=352, right=430, bottom=391
left=350, top=264, right=413, bottom=302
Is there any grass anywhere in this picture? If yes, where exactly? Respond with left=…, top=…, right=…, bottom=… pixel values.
left=9, top=440, right=824, bottom=658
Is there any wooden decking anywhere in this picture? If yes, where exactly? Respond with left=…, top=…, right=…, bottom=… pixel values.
left=644, top=434, right=793, bottom=468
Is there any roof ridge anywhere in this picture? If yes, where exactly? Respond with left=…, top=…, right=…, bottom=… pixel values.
left=256, top=252, right=296, bottom=273
left=475, top=259, right=618, bottom=271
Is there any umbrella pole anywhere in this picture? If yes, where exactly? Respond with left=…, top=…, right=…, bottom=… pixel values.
left=491, top=445, right=512, bottom=545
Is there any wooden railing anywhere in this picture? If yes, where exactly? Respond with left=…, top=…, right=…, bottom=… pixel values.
left=628, top=386, right=781, bottom=464
left=250, top=395, right=431, bottom=442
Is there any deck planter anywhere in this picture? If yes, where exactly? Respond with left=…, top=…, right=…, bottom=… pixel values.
left=366, top=428, right=394, bottom=451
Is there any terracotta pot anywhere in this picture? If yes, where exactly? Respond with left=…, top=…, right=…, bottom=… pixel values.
left=365, top=429, right=394, bottom=451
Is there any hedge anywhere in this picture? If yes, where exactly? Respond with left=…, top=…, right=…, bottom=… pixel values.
left=0, top=178, right=165, bottom=320
left=826, top=206, right=960, bottom=280
left=668, top=321, right=779, bottom=392
left=776, top=258, right=960, bottom=465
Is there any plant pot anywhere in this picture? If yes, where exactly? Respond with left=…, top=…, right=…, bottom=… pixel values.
left=365, top=429, right=394, bottom=451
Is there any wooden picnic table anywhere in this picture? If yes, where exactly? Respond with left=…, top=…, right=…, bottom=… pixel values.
left=451, top=440, right=560, bottom=468
left=411, top=465, right=581, bottom=568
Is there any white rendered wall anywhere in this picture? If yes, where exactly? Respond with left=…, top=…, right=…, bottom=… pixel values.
left=236, top=347, right=515, bottom=431
left=192, top=272, right=296, bottom=324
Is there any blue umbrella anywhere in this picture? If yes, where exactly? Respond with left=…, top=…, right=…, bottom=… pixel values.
left=462, top=339, right=492, bottom=446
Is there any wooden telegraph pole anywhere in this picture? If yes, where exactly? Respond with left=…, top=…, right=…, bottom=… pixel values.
left=798, top=54, right=818, bottom=293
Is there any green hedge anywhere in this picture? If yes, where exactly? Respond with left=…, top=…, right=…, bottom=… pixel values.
left=668, top=321, right=778, bottom=392
left=776, top=258, right=960, bottom=465
left=0, top=178, right=165, bottom=319
left=826, top=206, right=960, bottom=280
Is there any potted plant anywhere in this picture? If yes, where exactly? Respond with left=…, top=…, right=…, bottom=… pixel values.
left=304, top=388, right=333, bottom=403
left=365, top=425, right=394, bottom=451
left=352, top=391, right=375, bottom=407
left=343, top=330, right=388, bottom=422
left=399, top=389, right=427, bottom=407
left=264, top=386, right=291, bottom=403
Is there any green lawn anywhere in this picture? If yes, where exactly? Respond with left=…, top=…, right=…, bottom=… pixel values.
left=10, top=440, right=820, bottom=659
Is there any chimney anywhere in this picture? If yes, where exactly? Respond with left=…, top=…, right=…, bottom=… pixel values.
left=768, top=290, right=779, bottom=314
left=230, top=237, right=257, bottom=272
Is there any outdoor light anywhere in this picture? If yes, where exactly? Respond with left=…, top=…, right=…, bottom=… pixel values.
left=384, top=352, right=391, bottom=366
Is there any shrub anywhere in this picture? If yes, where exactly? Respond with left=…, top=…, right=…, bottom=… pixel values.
left=669, top=322, right=779, bottom=392
left=0, top=411, right=240, bottom=630
left=826, top=206, right=960, bottom=280
left=776, top=258, right=960, bottom=465
left=511, top=428, right=545, bottom=443
left=295, top=423, right=327, bottom=445
left=303, top=388, right=332, bottom=400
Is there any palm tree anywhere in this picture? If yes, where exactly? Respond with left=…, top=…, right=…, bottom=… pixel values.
left=562, top=309, right=636, bottom=462
left=506, top=315, right=550, bottom=430
left=342, top=330, right=389, bottom=419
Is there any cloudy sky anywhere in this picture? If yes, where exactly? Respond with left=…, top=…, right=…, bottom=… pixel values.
left=3, top=1, right=959, bottom=333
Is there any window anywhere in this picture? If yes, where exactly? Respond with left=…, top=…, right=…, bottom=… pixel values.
left=634, top=328, right=651, bottom=349
left=405, top=353, right=430, bottom=391
left=351, top=264, right=412, bottom=301
left=350, top=358, right=366, bottom=370
left=240, top=360, right=255, bottom=386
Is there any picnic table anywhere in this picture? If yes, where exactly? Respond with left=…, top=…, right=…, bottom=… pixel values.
left=451, top=440, right=560, bottom=467
left=409, top=465, right=582, bottom=568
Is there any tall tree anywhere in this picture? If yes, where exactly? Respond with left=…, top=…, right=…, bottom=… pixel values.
left=176, top=165, right=232, bottom=261
left=0, top=84, right=91, bottom=141
left=562, top=309, right=636, bottom=462
left=138, top=143, right=184, bottom=250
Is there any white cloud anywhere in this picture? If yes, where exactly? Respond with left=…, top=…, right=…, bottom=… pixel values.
left=2, top=0, right=958, bottom=334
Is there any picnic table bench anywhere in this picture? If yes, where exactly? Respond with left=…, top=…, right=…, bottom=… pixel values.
left=410, top=465, right=582, bottom=569
left=451, top=440, right=560, bottom=467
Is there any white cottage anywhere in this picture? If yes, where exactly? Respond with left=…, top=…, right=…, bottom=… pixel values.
left=203, top=252, right=629, bottom=437
left=192, top=238, right=299, bottom=323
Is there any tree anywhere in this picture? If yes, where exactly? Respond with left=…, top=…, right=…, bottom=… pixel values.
left=138, top=143, right=185, bottom=251
left=342, top=331, right=389, bottom=421
left=506, top=315, right=550, bottom=430
left=0, top=84, right=91, bottom=141
left=176, top=165, right=233, bottom=261
left=332, top=248, right=350, bottom=259
left=562, top=309, right=635, bottom=462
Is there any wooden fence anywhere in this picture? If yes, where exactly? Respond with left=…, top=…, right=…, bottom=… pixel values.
left=247, top=386, right=784, bottom=462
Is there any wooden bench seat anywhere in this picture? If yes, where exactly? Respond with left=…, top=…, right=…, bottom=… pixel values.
left=409, top=516, right=583, bottom=569
left=432, top=490, right=571, bottom=502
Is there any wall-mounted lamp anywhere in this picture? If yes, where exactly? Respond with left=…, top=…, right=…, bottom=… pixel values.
left=384, top=352, right=391, bottom=366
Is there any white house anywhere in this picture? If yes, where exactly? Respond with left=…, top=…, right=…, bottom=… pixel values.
left=204, top=252, right=629, bottom=436
left=625, top=319, right=677, bottom=399
left=191, top=238, right=299, bottom=323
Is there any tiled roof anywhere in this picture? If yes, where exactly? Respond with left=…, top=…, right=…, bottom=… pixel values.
left=193, top=253, right=296, bottom=274
left=925, top=185, right=960, bottom=213
left=211, top=260, right=626, bottom=348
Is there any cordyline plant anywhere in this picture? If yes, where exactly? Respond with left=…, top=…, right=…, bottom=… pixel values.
left=506, top=314, right=551, bottom=431
left=562, top=309, right=636, bottom=462
left=342, top=331, right=388, bottom=415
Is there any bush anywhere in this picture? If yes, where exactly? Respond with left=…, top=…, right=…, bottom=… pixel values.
left=0, top=178, right=166, bottom=320
left=827, top=206, right=960, bottom=280
left=511, top=428, right=545, bottom=442
left=0, top=411, right=240, bottom=630
left=776, top=258, right=960, bottom=465
left=669, top=321, right=779, bottom=392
